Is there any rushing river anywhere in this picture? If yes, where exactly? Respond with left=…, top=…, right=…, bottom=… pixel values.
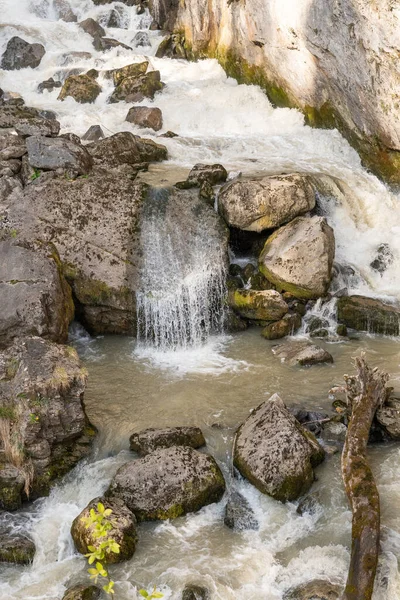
left=1, top=0, right=400, bottom=598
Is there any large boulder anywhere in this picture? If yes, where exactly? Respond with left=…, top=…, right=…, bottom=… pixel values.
left=0, top=533, right=35, bottom=564
left=272, top=340, right=333, bottom=367
left=0, top=337, right=95, bottom=508
left=233, top=394, right=325, bottom=502
left=26, top=136, right=93, bottom=175
left=109, top=71, right=163, bottom=103
left=261, top=313, right=302, bottom=340
left=58, top=74, right=102, bottom=104
left=219, top=174, right=316, bottom=232
left=228, top=289, right=288, bottom=321
left=129, top=426, right=205, bottom=456
left=78, top=18, right=106, bottom=39
left=126, top=106, right=163, bottom=132
left=87, top=132, right=167, bottom=168
left=376, top=398, right=400, bottom=440
left=0, top=240, right=74, bottom=347
left=187, top=164, right=228, bottom=187
left=337, top=295, right=400, bottom=335
left=283, top=580, right=342, bottom=600
left=1, top=37, right=45, bottom=70
left=106, top=62, right=149, bottom=86
left=0, top=104, right=60, bottom=137
left=107, top=446, right=225, bottom=521
left=71, top=497, right=137, bottom=563
left=259, top=216, right=335, bottom=299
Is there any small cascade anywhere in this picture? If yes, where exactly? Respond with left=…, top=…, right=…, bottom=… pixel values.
left=136, top=187, right=228, bottom=350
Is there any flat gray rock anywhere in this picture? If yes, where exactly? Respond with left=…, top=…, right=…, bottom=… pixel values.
left=129, top=426, right=205, bottom=456
left=272, top=340, right=334, bottom=367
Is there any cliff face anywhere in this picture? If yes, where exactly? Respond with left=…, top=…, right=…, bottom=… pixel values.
left=158, top=0, right=400, bottom=182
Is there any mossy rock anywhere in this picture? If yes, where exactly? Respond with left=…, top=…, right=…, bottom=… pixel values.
left=228, top=289, right=288, bottom=321
left=0, top=534, right=35, bottom=564
left=337, top=295, right=400, bottom=335
left=58, top=74, right=101, bottom=103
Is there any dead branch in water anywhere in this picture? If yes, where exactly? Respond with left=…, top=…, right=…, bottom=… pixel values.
left=341, top=355, right=389, bottom=600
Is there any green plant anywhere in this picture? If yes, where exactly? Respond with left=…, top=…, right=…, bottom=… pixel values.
left=0, top=406, right=16, bottom=420
left=139, top=587, right=164, bottom=599
left=29, top=412, right=40, bottom=424
left=31, top=168, right=41, bottom=181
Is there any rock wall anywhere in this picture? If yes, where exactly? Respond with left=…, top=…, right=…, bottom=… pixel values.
left=162, top=0, right=400, bottom=183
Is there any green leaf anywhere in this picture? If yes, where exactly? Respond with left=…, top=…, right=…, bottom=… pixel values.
left=97, top=502, right=105, bottom=513
left=151, top=594, right=164, bottom=598
left=139, top=591, right=149, bottom=598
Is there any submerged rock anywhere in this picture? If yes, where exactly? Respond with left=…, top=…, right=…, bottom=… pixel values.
left=1, top=37, right=45, bottom=70
left=62, top=584, right=100, bottom=600
left=272, top=340, right=334, bottom=367
left=126, top=106, right=163, bottom=131
left=218, top=174, right=316, bottom=232
left=296, top=491, right=322, bottom=516
left=133, top=31, right=151, bottom=48
left=234, top=394, right=325, bottom=502
left=58, top=74, right=102, bottom=104
left=129, top=426, right=205, bottom=456
left=38, top=78, right=62, bottom=94
left=370, top=243, right=393, bottom=274
left=259, top=216, right=335, bottom=299
left=337, top=295, right=400, bottom=335
left=224, top=490, right=259, bottom=530
left=107, top=446, right=225, bottom=521
left=0, top=533, right=35, bottom=564
left=26, top=135, right=93, bottom=175
left=71, top=497, right=137, bottom=563
left=228, top=289, right=288, bottom=321
left=261, top=313, right=302, bottom=340
left=182, top=585, right=210, bottom=600
left=283, top=579, right=342, bottom=599
left=54, top=0, right=77, bottom=22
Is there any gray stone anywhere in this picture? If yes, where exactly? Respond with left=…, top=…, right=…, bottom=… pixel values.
left=1, top=37, right=45, bottom=70
left=126, top=106, right=163, bottom=131
left=92, top=38, right=132, bottom=52
left=187, top=163, right=228, bottom=187
left=133, top=31, right=151, bottom=48
left=0, top=104, right=60, bottom=137
left=107, top=446, right=225, bottom=521
left=26, top=135, right=93, bottom=175
left=0, top=134, right=26, bottom=160
left=182, top=585, right=210, bottom=600
left=129, top=426, right=205, bottom=456
left=272, top=340, right=334, bottom=367
left=233, top=394, right=325, bottom=502
left=224, top=490, right=259, bottom=530
left=376, top=399, right=400, bottom=440
left=78, top=18, right=106, bottom=39
left=54, top=0, right=77, bottom=22
left=296, top=491, right=322, bottom=516
left=370, top=243, right=393, bottom=274
left=337, top=295, right=400, bottom=335
left=219, top=174, right=316, bottom=232
left=0, top=533, right=35, bottom=564
left=87, top=131, right=167, bottom=168
left=38, top=78, right=62, bottom=94
left=259, top=216, right=335, bottom=299
left=284, top=579, right=342, bottom=600
left=82, top=125, right=105, bottom=142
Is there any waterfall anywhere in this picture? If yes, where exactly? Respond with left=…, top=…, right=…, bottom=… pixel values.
left=136, top=187, right=228, bottom=350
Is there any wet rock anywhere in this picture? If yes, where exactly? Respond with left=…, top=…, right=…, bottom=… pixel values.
left=290, top=408, right=328, bottom=436
left=92, top=37, right=132, bottom=52
left=0, top=466, right=25, bottom=511
left=320, top=421, right=347, bottom=444
left=261, top=313, right=302, bottom=340
left=78, top=18, right=106, bottom=39
left=224, top=490, right=259, bottom=530
left=337, top=295, right=400, bottom=335
left=336, top=324, right=348, bottom=337
left=376, top=398, right=400, bottom=440
left=133, top=31, right=151, bottom=48
left=272, top=340, right=333, bottom=367
left=87, top=131, right=167, bottom=168
left=0, top=240, right=74, bottom=347
left=223, top=308, right=249, bottom=332
left=58, top=74, right=102, bottom=104
left=233, top=394, right=325, bottom=502
left=310, top=328, right=329, bottom=338
left=26, top=135, right=93, bottom=175
left=59, top=52, right=92, bottom=67
left=306, top=316, right=330, bottom=334
left=199, top=180, right=215, bottom=205
left=182, top=585, right=210, bottom=600
left=187, top=163, right=228, bottom=187
left=71, top=497, right=137, bottom=563
left=82, top=125, right=105, bottom=142
left=296, top=491, right=322, bottom=516
left=370, top=243, right=393, bottom=274
left=228, top=289, right=288, bottom=321
left=0, top=533, right=35, bottom=564
left=1, top=37, right=45, bottom=70
left=219, top=174, right=316, bottom=232
left=107, top=446, right=225, bottom=521
left=38, top=78, right=62, bottom=94
left=126, top=106, right=163, bottom=131
left=129, top=426, right=205, bottom=456
left=0, top=134, right=26, bottom=160
left=0, top=336, right=95, bottom=506
left=62, top=584, right=100, bottom=600
left=283, top=579, right=342, bottom=599
left=106, top=61, right=149, bottom=86
left=156, top=33, right=188, bottom=59
left=259, top=216, right=335, bottom=299
left=110, top=71, right=163, bottom=103
left=54, top=0, right=77, bottom=22
left=160, top=130, right=178, bottom=138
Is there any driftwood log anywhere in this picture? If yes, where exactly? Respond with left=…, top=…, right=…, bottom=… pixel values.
left=341, top=356, right=389, bottom=600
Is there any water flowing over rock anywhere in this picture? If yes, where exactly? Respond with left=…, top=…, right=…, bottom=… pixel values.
left=284, top=580, right=342, bottom=599
left=1, top=37, right=45, bottom=70
left=259, top=216, right=335, bottom=299
left=107, top=446, right=226, bottom=521
left=233, top=394, right=325, bottom=502
left=0, top=532, right=35, bottom=564
left=224, top=490, right=259, bottom=531
left=71, top=497, right=137, bottom=563
left=272, top=340, right=334, bottom=367
left=337, top=295, right=400, bottom=336
left=182, top=585, right=210, bottom=600
left=219, top=174, right=316, bottom=232
left=228, top=289, right=288, bottom=322
left=129, top=426, right=205, bottom=455
left=261, top=312, right=302, bottom=340
left=78, top=18, right=106, bottom=39
left=58, top=74, right=102, bottom=104
left=0, top=337, right=95, bottom=508
left=136, top=186, right=228, bottom=349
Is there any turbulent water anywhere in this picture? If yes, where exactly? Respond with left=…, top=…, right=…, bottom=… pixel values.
left=1, top=1, right=400, bottom=599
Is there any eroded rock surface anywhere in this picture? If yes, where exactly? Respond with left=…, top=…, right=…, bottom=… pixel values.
left=272, top=340, right=333, bottom=367
left=1, top=37, right=45, bottom=70
left=129, top=426, right=205, bottom=456
left=228, top=289, right=288, bottom=322
left=337, top=295, right=400, bottom=336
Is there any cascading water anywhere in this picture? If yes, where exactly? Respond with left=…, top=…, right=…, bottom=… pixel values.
left=136, top=187, right=228, bottom=350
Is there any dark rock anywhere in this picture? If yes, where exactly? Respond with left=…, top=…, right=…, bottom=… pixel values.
left=337, top=295, right=400, bottom=335
left=0, top=134, right=27, bottom=160
left=106, top=8, right=125, bottom=28
left=233, top=394, right=325, bottom=502
left=78, top=18, right=106, bottom=39
left=199, top=180, right=215, bottom=205
left=82, top=125, right=105, bottom=142
left=370, top=243, right=393, bottom=274
left=0, top=466, right=25, bottom=511
left=261, top=313, right=302, bottom=340
left=290, top=409, right=328, bottom=436
left=160, top=130, right=178, bottom=138
left=187, top=163, right=228, bottom=187
left=310, top=328, right=329, bottom=338
left=182, top=585, right=210, bottom=600
left=283, top=579, right=342, bottom=599
left=1, top=37, right=45, bottom=70
left=87, top=131, right=167, bottom=168
left=376, top=398, right=400, bottom=440
left=0, top=533, right=35, bottom=564
left=107, top=446, right=225, bottom=521
left=306, top=316, right=329, bottom=333
left=156, top=33, right=187, bottom=59
left=85, top=69, right=99, bottom=79
left=126, top=106, right=163, bottom=131
left=106, top=61, right=149, bottom=86
left=62, top=584, right=100, bottom=600
left=92, top=37, right=132, bottom=52
left=272, top=340, right=334, bottom=367
left=38, top=78, right=62, bottom=94
left=110, top=71, right=163, bottom=103
left=224, top=490, right=259, bottom=530
left=26, top=135, right=93, bottom=175
left=0, top=159, right=21, bottom=177
left=133, top=31, right=151, bottom=48
left=223, top=307, right=249, bottom=332
left=58, top=74, right=101, bottom=104
left=336, top=324, right=348, bottom=336
left=129, top=426, right=205, bottom=456
left=296, top=491, right=322, bottom=516
left=71, top=497, right=137, bottom=563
